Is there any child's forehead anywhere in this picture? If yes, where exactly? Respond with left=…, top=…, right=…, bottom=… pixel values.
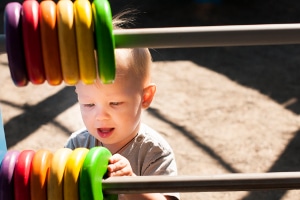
left=76, top=77, right=142, bottom=99
left=78, top=48, right=148, bottom=88
left=114, top=49, right=138, bottom=79
left=115, top=48, right=131, bottom=63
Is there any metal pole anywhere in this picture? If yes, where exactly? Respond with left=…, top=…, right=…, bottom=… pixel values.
left=1, top=23, right=300, bottom=54
left=114, top=23, right=300, bottom=48
left=102, top=172, right=300, bottom=194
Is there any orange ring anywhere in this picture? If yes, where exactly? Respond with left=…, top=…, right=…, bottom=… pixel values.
left=40, top=0, right=63, bottom=86
left=30, top=150, right=53, bottom=200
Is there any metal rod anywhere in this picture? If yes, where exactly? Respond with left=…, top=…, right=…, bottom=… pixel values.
left=102, top=172, right=300, bottom=194
left=1, top=23, right=300, bottom=54
left=114, top=23, right=300, bottom=48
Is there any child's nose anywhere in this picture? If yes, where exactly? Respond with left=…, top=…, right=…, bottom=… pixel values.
left=95, top=107, right=109, bottom=120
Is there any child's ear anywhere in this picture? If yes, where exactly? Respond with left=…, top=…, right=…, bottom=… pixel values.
left=142, top=83, right=156, bottom=109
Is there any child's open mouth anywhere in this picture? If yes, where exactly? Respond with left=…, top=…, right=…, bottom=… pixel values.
left=97, top=128, right=114, bottom=138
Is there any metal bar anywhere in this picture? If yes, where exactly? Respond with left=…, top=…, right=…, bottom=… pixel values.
left=114, top=23, right=300, bottom=48
left=1, top=23, right=300, bottom=53
left=102, top=172, right=300, bottom=194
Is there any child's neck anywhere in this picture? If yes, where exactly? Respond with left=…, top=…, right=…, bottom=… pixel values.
left=101, top=133, right=139, bottom=154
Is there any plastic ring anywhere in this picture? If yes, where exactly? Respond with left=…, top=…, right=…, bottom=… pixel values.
left=30, top=150, right=53, bottom=200
left=47, top=148, right=72, bottom=200
left=57, top=0, right=80, bottom=85
left=92, top=0, right=116, bottom=84
left=80, top=147, right=115, bottom=199
left=22, top=0, right=45, bottom=84
left=4, top=2, right=28, bottom=86
left=64, top=148, right=89, bottom=200
left=14, top=150, right=35, bottom=200
left=0, top=150, right=20, bottom=200
left=74, top=0, right=97, bottom=84
left=40, top=0, right=63, bottom=86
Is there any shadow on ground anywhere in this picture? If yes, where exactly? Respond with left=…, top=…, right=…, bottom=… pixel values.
left=111, top=1, right=300, bottom=199
left=1, top=0, right=300, bottom=199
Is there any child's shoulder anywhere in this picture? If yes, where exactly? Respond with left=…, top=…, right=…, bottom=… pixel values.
left=64, top=128, right=97, bottom=149
left=70, top=127, right=89, bottom=137
left=138, top=123, right=173, bottom=151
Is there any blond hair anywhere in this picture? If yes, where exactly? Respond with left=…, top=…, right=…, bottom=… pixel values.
left=113, top=12, right=152, bottom=85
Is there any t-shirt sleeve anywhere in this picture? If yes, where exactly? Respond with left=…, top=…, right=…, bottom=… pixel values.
left=135, top=139, right=180, bottom=200
left=142, top=146, right=178, bottom=176
left=64, top=128, right=97, bottom=150
left=147, top=153, right=180, bottom=200
left=64, top=137, right=77, bottom=149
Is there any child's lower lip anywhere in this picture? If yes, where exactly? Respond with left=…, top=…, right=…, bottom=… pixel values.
left=97, top=128, right=114, bottom=138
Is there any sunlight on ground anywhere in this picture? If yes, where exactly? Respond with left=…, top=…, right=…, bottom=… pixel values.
left=1, top=53, right=300, bottom=199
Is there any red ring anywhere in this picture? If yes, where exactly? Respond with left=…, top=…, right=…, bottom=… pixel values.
left=22, top=0, right=45, bottom=84
left=14, top=150, right=35, bottom=200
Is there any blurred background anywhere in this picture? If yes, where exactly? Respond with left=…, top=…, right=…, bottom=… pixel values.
left=2, top=0, right=300, bottom=199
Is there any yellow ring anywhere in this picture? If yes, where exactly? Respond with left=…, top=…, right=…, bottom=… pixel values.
left=64, top=148, right=89, bottom=200
left=74, top=0, right=96, bottom=84
left=47, top=148, right=72, bottom=200
left=57, top=0, right=80, bottom=85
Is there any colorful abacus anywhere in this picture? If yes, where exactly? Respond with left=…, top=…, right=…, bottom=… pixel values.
left=0, top=147, right=114, bottom=200
left=3, top=0, right=300, bottom=86
left=4, top=0, right=115, bottom=86
left=3, top=148, right=300, bottom=199
left=4, top=0, right=300, bottom=198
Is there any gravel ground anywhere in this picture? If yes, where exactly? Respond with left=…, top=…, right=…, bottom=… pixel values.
left=2, top=0, right=300, bottom=199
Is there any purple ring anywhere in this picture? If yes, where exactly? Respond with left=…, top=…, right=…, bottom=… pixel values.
left=0, top=150, right=20, bottom=200
left=4, top=2, right=28, bottom=86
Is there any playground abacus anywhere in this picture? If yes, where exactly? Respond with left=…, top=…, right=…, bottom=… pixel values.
left=3, top=0, right=300, bottom=86
left=2, top=0, right=300, bottom=199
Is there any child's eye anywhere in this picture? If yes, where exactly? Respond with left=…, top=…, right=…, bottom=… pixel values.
left=83, top=103, right=94, bottom=108
left=110, top=102, right=122, bottom=106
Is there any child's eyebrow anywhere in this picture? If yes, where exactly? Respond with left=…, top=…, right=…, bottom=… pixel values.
left=77, top=94, right=93, bottom=100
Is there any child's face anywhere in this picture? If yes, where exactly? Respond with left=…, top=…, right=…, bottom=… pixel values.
left=75, top=66, right=145, bottom=152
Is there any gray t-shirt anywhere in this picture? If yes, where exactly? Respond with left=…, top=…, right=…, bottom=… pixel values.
left=64, top=123, right=180, bottom=199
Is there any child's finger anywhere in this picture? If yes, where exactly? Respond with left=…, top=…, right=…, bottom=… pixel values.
left=109, top=168, right=132, bottom=177
left=107, top=154, right=133, bottom=176
left=108, top=153, right=123, bottom=164
left=108, top=159, right=127, bottom=172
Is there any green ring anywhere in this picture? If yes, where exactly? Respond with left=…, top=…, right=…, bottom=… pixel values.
left=79, top=147, right=116, bottom=200
left=92, top=0, right=115, bottom=84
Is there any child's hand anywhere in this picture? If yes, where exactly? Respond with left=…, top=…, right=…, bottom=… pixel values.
left=107, top=154, right=176, bottom=200
left=107, top=153, right=135, bottom=177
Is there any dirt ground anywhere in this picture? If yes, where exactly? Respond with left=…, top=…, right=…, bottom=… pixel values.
left=2, top=0, right=300, bottom=199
